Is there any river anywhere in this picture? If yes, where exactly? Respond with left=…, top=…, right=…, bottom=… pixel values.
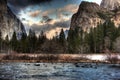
left=0, top=63, right=120, bottom=80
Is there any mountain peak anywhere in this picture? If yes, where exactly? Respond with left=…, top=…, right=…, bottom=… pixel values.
left=70, top=1, right=102, bottom=30
left=78, top=1, right=100, bottom=13
left=100, top=0, right=120, bottom=10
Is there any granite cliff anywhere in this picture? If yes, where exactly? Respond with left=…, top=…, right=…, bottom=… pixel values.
left=70, top=1, right=103, bottom=31
left=100, top=0, right=120, bottom=10
left=0, top=0, right=26, bottom=38
left=70, top=0, right=120, bottom=30
left=70, top=0, right=120, bottom=52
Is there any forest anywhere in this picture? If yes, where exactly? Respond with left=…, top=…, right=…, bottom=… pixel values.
left=0, top=20, right=120, bottom=54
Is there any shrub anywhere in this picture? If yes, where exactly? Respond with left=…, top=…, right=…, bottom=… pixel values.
left=106, top=54, right=120, bottom=64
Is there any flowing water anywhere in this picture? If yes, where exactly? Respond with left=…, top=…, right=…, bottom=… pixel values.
left=0, top=63, right=120, bottom=80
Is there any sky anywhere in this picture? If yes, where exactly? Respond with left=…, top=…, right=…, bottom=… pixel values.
left=8, top=0, right=102, bottom=38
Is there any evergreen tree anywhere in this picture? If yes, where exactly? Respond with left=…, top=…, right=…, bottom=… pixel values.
left=67, top=28, right=75, bottom=53
left=19, top=32, right=28, bottom=53
left=10, top=31, right=18, bottom=52
left=36, top=31, right=49, bottom=53
left=0, top=30, right=2, bottom=52
left=67, top=27, right=80, bottom=53
left=59, top=29, right=66, bottom=46
left=4, top=35, right=9, bottom=52
left=103, top=20, right=120, bottom=51
left=79, top=27, right=84, bottom=53
left=5, top=35, right=9, bottom=43
left=28, top=29, right=37, bottom=53
left=38, top=31, right=47, bottom=45
left=95, top=23, right=104, bottom=52
left=85, top=28, right=95, bottom=53
left=85, top=20, right=120, bottom=53
left=85, top=23, right=105, bottom=53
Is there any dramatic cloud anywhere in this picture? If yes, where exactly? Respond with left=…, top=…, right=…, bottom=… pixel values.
left=25, top=19, right=70, bottom=38
left=46, top=27, right=69, bottom=39
left=31, top=19, right=70, bottom=32
left=59, top=4, right=78, bottom=13
left=28, top=10, right=41, bottom=17
left=25, top=18, right=70, bottom=38
left=7, top=0, right=83, bottom=38
left=42, top=9, right=55, bottom=16
left=8, top=0, right=53, bottom=8
left=41, top=4, right=78, bottom=16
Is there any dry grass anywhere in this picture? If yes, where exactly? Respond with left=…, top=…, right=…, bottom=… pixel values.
left=0, top=53, right=119, bottom=63
left=106, top=54, right=120, bottom=64
left=0, top=53, right=91, bottom=63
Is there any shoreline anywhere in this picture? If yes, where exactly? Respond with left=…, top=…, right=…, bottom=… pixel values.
left=0, top=53, right=120, bottom=63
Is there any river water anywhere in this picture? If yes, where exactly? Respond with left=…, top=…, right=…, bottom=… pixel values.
left=0, top=63, right=120, bottom=80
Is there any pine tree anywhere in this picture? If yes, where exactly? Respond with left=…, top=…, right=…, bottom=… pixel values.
left=59, top=29, right=66, bottom=46
left=20, top=32, right=28, bottom=53
left=103, top=20, right=120, bottom=51
left=10, top=31, right=18, bottom=52
left=0, top=30, right=2, bottom=52
left=67, top=28, right=75, bottom=53
left=67, top=27, right=80, bottom=53
left=96, top=23, right=104, bottom=52
left=85, top=28, right=95, bottom=53
left=79, top=27, right=85, bottom=53
left=38, top=31, right=47, bottom=45
left=5, top=35, right=9, bottom=43
left=4, top=35, right=9, bottom=52
left=85, top=20, right=120, bottom=53
left=28, top=29, right=37, bottom=53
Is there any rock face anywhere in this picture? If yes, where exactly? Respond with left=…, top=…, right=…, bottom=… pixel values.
left=70, top=1, right=103, bottom=31
left=70, top=0, right=120, bottom=30
left=0, top=0, right=26, bottom=38
left=100, top=0, right=120, bottom=10
left=70, top=0, right=120, bottom=52
left=112, top=11, right=120, bottom=27
left=0, top=0, right=7, bottom=35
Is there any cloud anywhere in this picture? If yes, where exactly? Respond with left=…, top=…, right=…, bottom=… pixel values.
left=41, top=4, right=78, bottom=19
left=40, top=15, right=54, bottom=24
left=59, top=4, right=78, bottom=13
left=57, top=4, right=78, bottom=19
left=8, top=0, right=53, bottom=8
left=42, top=9, right=55, bottom=16
left=28, top=10, right=41, bottom=17
left=28, top=19, right=70, bottom=38
left=29, top=0, right=53, bottom=4
left=46, top=27, right=69, bottom=39
left=83, top=0, right=102, bottom=5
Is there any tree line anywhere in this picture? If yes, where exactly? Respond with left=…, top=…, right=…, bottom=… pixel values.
left=0, top=20, right=120, bottom=54
left=68, top=20, right=120, bottom=53
left=0, top=28, right=67, bottom=53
